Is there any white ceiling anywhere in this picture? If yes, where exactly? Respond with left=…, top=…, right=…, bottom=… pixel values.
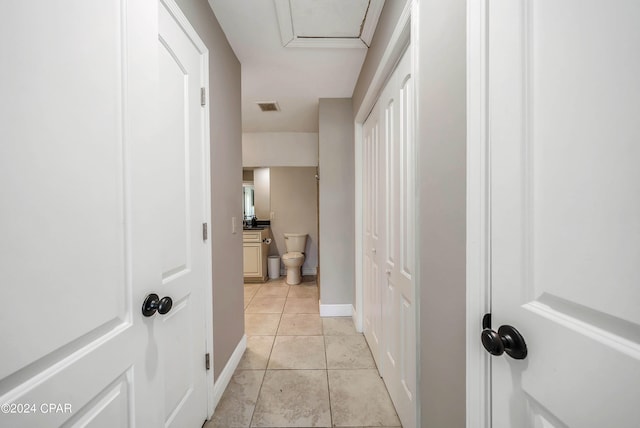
left=208, top=0, right=383, bottom=132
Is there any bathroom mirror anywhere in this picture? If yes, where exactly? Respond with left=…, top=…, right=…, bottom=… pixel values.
left=242, top=183, right=255, bottom=219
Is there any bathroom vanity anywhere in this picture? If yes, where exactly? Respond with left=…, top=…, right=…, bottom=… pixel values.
left=243, top=227, right=270, bottom=282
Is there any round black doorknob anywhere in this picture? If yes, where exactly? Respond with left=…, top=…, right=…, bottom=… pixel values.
left=157, top=296, right=173, bottom=314
left=481, top=325, right=527, bottom=360
left=142, top=293, right=174, bottom=317
left=481, top=329, right=505, bottom=356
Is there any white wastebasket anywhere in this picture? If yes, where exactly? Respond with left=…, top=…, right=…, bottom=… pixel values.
left=268, top=256, right=280, bottom=280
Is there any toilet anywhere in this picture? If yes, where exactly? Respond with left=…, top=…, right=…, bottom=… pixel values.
left=282, top=233, right=307, bottom=285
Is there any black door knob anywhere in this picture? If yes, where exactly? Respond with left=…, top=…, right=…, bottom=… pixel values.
left=481, top=325, right=527, bottom=360
left=142, top=293, right=174, bottom=317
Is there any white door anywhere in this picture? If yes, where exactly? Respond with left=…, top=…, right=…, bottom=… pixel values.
left=363, top=100, right=384, bottom=372
left=0, top=1, right=162, bottom=427
left=487, top=1, right=640, bottom=426
left=378, top=47, right=416, bottom=428
left=157, top=1, right=210, bottom=426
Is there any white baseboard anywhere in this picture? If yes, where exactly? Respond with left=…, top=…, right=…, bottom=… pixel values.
left=280, top=267, right=318, bottom=276
left=212, top=334, right=247, bottom=411
left=302, top=267, right=317, bottom=276
left=319, top=303, right=353, bottom=317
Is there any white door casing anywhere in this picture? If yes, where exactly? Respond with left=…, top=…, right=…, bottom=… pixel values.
left=0, top=1, right=162, bottom=426
left=158, top=0, right=211, bottom=426
left=468, top=1, right=640, bottom=427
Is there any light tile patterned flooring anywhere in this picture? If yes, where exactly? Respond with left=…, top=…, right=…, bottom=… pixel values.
left=205, top=276, right=401, bottom=428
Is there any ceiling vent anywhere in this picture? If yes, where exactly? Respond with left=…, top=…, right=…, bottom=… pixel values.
left=256, top=101, right=280, bottom=112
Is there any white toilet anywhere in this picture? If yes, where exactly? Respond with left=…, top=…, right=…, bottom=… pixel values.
left=282, top=233, right=307, bottom=285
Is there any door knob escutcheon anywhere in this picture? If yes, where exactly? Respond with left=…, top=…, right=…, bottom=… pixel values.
left=142, top=293, right=174, bottom=317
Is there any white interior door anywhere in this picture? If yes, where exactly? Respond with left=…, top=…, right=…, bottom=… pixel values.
left=378, top=47, right=416, bottom=428
left=0, top=1, right=162, bottom=427
left=487, top=1, right=640, bottom=426
left=363, top=100, right=384, bottom=372
left=157, top=1, right=210, bottom=426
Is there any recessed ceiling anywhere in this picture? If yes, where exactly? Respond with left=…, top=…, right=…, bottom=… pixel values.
left=208, top=0, right=385, bottom=132
left=275, top=0, right=384, bottom=48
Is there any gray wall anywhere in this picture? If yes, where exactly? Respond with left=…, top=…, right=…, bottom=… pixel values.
left=269, top=167, right=319, bottom=274
left=352, top=0, right=408, bottom=114
left=175, top=0, right=244, bottom=381
left=417, top=0, right=467, bottom=426
left=318, top=99, right=355, bottom=305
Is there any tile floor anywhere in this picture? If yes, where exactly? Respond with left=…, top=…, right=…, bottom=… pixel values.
left=205, top=276, right=401, bottom=428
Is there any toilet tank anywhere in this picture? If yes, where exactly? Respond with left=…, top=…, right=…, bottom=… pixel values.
left=284, top=233, right=307, bottom=253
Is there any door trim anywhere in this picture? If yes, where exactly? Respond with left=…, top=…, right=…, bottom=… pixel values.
left=159, top=0, right=215, bottom=419
left=466, top=0, right=490, bottom=427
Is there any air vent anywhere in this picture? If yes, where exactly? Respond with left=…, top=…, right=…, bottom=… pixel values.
left=256, top=101, right=280, bottom=112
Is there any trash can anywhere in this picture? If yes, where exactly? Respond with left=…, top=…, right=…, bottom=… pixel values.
left=268, top=256, right=280, bottom=280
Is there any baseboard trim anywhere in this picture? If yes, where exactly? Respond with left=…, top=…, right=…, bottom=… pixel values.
left=212, top=334, right=247, bottom=410
left=302, top=267, right=317, bottom=276
left=319, top=303, right=353, bottom=317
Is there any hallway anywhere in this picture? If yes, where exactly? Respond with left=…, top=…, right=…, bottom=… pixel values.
left=206, top=277, right=401, bottom=427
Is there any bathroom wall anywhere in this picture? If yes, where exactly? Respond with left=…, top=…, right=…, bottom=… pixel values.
left=243, top=132, right=318, bottom=167
left=269, top=167, right=319, bottom=275
left=318, top=99, right=355, bottom=306
left=175, top=0, right=243, bottom=381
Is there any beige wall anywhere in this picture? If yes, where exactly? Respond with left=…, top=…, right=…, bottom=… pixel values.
left=243, top=132, right=319, bottom=167
left=269, top=167, right=319, bottom=275
left=417, top=0, right=467, bottom=426
left=318, top=99, right=355, bottom=305
left=175, top=0, right=244, bottom=381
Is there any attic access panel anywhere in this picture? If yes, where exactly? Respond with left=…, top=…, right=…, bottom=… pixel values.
left=274, top=0, right=385, bottom=48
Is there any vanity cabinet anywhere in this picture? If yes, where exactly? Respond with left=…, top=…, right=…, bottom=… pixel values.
left=243, top=228, right=269, bottom=282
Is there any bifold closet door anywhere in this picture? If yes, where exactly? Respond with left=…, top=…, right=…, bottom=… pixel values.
left=362, top=45, right=416, bottom=428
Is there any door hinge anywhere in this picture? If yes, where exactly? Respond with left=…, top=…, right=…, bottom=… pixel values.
left=205, top=352, right=211, bottom=370
left=201, top=87, right=206, bottom=106
left=203, top=222, right=208, bottom=241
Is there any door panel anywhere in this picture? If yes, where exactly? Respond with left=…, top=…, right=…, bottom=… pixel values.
left=0, top=1, right=160, bottom=426
left=489, top=1, right=640, bottom=426
left=363, top=105, right=383, bottom=371
left=158, top=1, right=209, bottom=427
left=379, top=47, right=416, bottom=428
